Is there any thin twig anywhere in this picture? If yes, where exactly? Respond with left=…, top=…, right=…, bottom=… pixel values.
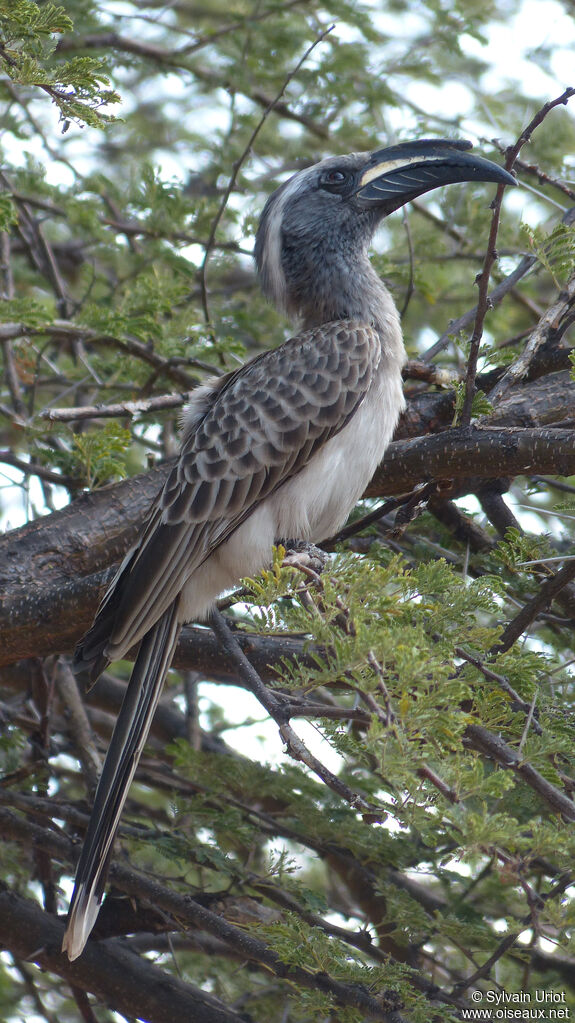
left=399, top=206, right=415, bottom=318
left=455, top=646, right=543, bottom=736
left=209, top=607, right=378, bottom=815
left=0, top=318, right=198, bottom=389
left=459, top=198, right=511, bottom=425
left=518, top=691, right=538, bottom=753
left=460, top=87, right=575, bottom=422
left=488, top=270, right=575, bottom=406
left=9, top=957, right=60, bottom=1023
left=464, top=723, right=575, bottom=821
left=495, top=559, right=575, bottom=653
left=416, top=763, right=460, bottom=803
left=199, top=25, right=334, bottom=325
left=453, top=930, right=521, bottom=994
left=41, top=392, right=191, bottom=422
left=489, top=137, right=575, bottom=203
left=422, top=254, right=537, bottom=362
left=0, top=232, right=28, bottom=421
left=54, top=659, right=101, bottom=789
left=0, top=450, right=80, bottom=488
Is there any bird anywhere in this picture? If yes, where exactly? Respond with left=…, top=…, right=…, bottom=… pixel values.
left=62, top=138, right=515, bottom=960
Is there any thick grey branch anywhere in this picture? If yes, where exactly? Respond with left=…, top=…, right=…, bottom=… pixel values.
left=0, top=884, right=246, bottom=1023
left=367, top=425, right=575, bottom=496
left=2, top=422, right=575, bottom=667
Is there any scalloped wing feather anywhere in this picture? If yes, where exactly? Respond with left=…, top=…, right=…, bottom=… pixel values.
left=74, top=321, right=380, bottom=678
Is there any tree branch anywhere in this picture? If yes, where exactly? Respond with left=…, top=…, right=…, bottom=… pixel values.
left=2, top=422, right=575, bottom=667
left=464, top=724, right=575, bottom=821
left=199, top=25, right=334, bottom=324
left=422, top=253, right=537, bottom=362
left=488, top=271, right=575, bottom=406
left=366, top=425, right=575, bottom=497
left=495, top=558, right=575, bottom=653
left=0, top=809, right=406, bottom=1022
left=0, top=884, right=247, bottom=1023
left=209, top=608, right=378, bottom=814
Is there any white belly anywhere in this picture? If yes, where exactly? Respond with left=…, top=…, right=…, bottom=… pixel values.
left=179, top=367, right=404, bottom=624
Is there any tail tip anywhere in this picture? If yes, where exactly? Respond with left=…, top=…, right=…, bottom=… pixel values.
left=62, top=886, right=102, bottom=961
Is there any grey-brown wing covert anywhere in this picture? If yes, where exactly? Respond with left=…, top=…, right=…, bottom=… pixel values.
left=76, top=321, right=380, bottom=679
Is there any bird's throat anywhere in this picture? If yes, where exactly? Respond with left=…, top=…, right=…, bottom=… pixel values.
left=298, top=261, right=402, bottom=346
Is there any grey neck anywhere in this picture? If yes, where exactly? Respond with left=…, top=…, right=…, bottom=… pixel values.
left=296, top=259, right=395, bottom=332
left=292, top=258, right=406, bottom=369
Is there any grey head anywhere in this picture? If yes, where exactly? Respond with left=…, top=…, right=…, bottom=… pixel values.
left=255, top=138, right=516, bottom=330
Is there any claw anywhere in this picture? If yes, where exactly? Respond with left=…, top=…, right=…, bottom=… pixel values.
left=281, top=540, right=328, bottom=576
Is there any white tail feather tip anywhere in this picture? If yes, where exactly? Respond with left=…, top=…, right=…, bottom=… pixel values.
left=62, top=887, right=102, bottom=961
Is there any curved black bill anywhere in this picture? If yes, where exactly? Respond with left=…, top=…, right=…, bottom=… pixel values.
left=356, top=138, right=516, bottom=212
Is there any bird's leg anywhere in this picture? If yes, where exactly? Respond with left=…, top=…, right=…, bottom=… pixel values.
left=280, top=539, right=328, bottom=576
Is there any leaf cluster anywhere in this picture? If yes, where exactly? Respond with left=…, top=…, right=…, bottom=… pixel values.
left=0, top=1, right=120, bottom=127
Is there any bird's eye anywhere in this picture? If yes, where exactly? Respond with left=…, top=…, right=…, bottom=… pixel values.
left=320, top=169, right=349, bottom=193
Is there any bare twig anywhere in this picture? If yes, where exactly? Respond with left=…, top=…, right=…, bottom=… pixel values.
left=0, top=450, right=79, bottom=488
left=54, top=660, right=101, bottom=788
left=489, top=137, right=575, bottom=203
left=199, top=25, right=334, bottom=325
left=459, top=87, right=575, bottom=423
left=488, top=270, right=575, bottom=406
left=403, top=359, right=457, bottom=386
left=455, top=646, right=543, bottom=735
left=9, top=957, right=60, bottom=1023
left=209, top=607, right=378, bottom=815
left=453, top=930, right=522, bottom=995
left=422, top=254, right=537, bottom=362
left=518, top=691, right=539, bottom=753
left=41, top=392, right=191, bottom=422
left=399, top=206, right=415, bottom=317
left=0, top=319, right=198, bottom=389
left=459, top=200, right=511, bottom=425
left=495, top=558, right=575, bottom=653
left=416, top=763, right=460, bottom=803
left=0, top=232, right=28, bottom=421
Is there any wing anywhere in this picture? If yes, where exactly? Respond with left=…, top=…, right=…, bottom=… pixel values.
left=75, top=321, right=380, bottom=679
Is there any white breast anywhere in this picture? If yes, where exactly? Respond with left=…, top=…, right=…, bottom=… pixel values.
left=178, top=362, right=405, bottom=625
left=268, top=363, right=405, bottom=542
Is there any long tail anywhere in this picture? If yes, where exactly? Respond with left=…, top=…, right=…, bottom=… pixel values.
left=62, top=603, right=181, bottom=961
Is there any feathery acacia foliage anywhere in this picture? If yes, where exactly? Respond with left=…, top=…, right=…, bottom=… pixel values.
left=1, top=1, right=575, bottom=1021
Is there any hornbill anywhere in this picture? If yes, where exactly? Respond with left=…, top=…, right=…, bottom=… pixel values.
left=63, top=138, right=515, bottom=959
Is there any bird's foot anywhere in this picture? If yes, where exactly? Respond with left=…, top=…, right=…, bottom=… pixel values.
left=281, top=540, right=328, bottom=576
